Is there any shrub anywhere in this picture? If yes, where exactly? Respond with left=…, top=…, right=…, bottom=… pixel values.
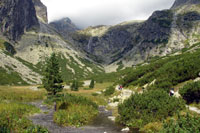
left=104, top=86, right=115, bottom=96
left=53, top=94, right=98, bottom=127
left=89, top=79, right=95, bottom=89
left=120, top=48, right=200, bottom=92
left=55, top=93, right=98, bottom=109
left=54, top=105, right=98, bottom=127
left=92, top=93, right=99, bottom=96
left=71, top=80, right=79, bottom=91
left=161, top=114, right=200, bottom=132
left=179, top=81, right=200, bottom=103
left=117, top=90, right=185, bottom=129
left=84, top=87, right=93, bottom=90
left=0, top=102, right=47, bottom=132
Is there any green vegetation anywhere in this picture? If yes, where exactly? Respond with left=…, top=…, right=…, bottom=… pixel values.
left=89, top=79, right=95, bottom=89
left=57, top=53, right=104, bottom=81
left=43, top=53, right=63, bottom=96
left=0, top=86, right=47, bottom=132
left=161, top=114, right=200, bottom=132
left=71, top=80, right=79, bottom=91
left=54, top=105, right=97, bottom=127
left=120, top=48, right=200, bottom=92
left=117, top=90, right=185, bottom=129
left=0, top=67, right=28, bottom=85
left=0, top=39, right=16, bottom=55
left=104, top=86, right=115, bottom=96
left=116, top=61, right=124, bottom=71
left=16, top=57, right=42, bottom=74
left=0, top=86, right=46, bottom=102
left=179, top=81, right=200, bottom=103
left=0, top=102, right=47, bottom=132
left=52, top=94, right=98, bottom=127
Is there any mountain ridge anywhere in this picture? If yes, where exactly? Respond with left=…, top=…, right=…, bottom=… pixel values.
left=0, top=0, right=200, bottom=84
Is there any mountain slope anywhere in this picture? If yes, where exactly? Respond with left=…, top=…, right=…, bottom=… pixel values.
left=0, top=0, right=39, bottom=41
left=50, top=17, right=79, bottom=40
left=0, top=0, right=104, bottom=85
left=71, top=0, right=200, bottom=70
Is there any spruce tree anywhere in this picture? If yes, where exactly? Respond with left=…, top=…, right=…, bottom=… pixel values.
left=71, top=80, right=79, bottom=91
left=43, top=53, right=63, bottom=96
left=89, top=79, right=95, bottom=89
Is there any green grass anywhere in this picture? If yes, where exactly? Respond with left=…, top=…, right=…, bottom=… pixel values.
left=46, top=93, right=98, bottom=127
left=0, top=86, right=48, bottom=132
left=0, top=102, right=48, bottom=132
left=54, top=104, right=98, bottom=127
left=0, top=86, right=46, bottom=102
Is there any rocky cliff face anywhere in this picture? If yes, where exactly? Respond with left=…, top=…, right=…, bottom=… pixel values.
left=71, top=1, right=200, bottom=69
left=0, top=0, right=39, bottom=41
left=71, top=10, right=173, bottom=65
left=50, top=18, right=79, bottom=40
left=32, top=0, right=48, bottom=23
left=0, top=0, right=104, bottom=85
left=171, top=0, right=200, bottom=9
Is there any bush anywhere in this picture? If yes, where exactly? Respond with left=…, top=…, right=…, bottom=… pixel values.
left=92, top=93, right=99, bottom=96
left=104, top=86, right=115, bottom=96
left=179, top=81, right=200, bottom=103
left=53, top=94, right=98, bottom=127
left=120, top=49, right=200, bottom=92
left=55, top=93, right=98, bottom=109
left=84, top=88, right=93, bottom=90
left=117, top=90, right=185, bottom=129
left=54, top=105, right=98, bottom=127
left=161, top=114, right=200, bottom=132
left=89, top=79, right=95, bottom=89
left=71, top=80, right=79, bottom=91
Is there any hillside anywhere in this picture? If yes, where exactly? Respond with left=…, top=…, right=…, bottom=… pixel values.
left=71, top=0, right=200, bottom=71
left=0, top=0, right=200, bottom=85
left=0, top=0, right=104, bottom=85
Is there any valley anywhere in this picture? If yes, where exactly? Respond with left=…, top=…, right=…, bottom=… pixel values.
left=0, top=0, right=200, bottom=132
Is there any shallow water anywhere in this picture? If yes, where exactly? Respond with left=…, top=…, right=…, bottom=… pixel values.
left=30, top=101, right=138, bottom=133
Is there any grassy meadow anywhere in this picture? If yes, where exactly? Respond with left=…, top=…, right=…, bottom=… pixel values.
left=0, top=86, right=48, bottom=132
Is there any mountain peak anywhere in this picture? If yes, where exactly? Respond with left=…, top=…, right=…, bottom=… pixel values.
left=171, top=0, right=200, bottom=9
left=32, top=0, right=48, bottom=23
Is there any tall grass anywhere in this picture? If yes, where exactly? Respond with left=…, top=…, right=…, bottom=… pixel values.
left=0, top=102, right=48, bottom=132
left=48, top=93, right=98, bottom=127
left=0, top=86, right=46, bottom=102
left=54, top=105, right=98, bottom=127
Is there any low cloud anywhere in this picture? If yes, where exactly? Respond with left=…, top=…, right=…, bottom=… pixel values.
left=41, top=0, right=175, bottom=28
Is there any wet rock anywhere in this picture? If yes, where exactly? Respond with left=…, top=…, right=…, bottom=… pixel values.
left=121, top=127, right=130, bottom=132
left=108, top=116, right=116, bottom=121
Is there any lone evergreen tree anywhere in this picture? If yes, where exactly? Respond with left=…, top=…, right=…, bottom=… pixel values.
left=71, top=80, right=79, bottom=91
left=43, top=53, right=63, bottom=96
left=89, top=79, right=95, bottom=89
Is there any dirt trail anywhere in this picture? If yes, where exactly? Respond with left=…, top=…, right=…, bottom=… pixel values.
left=29, top=101, right=124, bottom=133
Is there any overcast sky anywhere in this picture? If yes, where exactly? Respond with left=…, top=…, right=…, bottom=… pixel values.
left=41, top=0, right=175, bottom=28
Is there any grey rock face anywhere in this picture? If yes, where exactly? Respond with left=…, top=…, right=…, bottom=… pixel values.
left=50, top=18, right=79, bottom=39
left=32, top=0, right=48, bottom=23
left=0, top=0, right=39, bottom=41
left=72, top=10, right=173, bottom=64
left=171, top=0, right=200, bottom=9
